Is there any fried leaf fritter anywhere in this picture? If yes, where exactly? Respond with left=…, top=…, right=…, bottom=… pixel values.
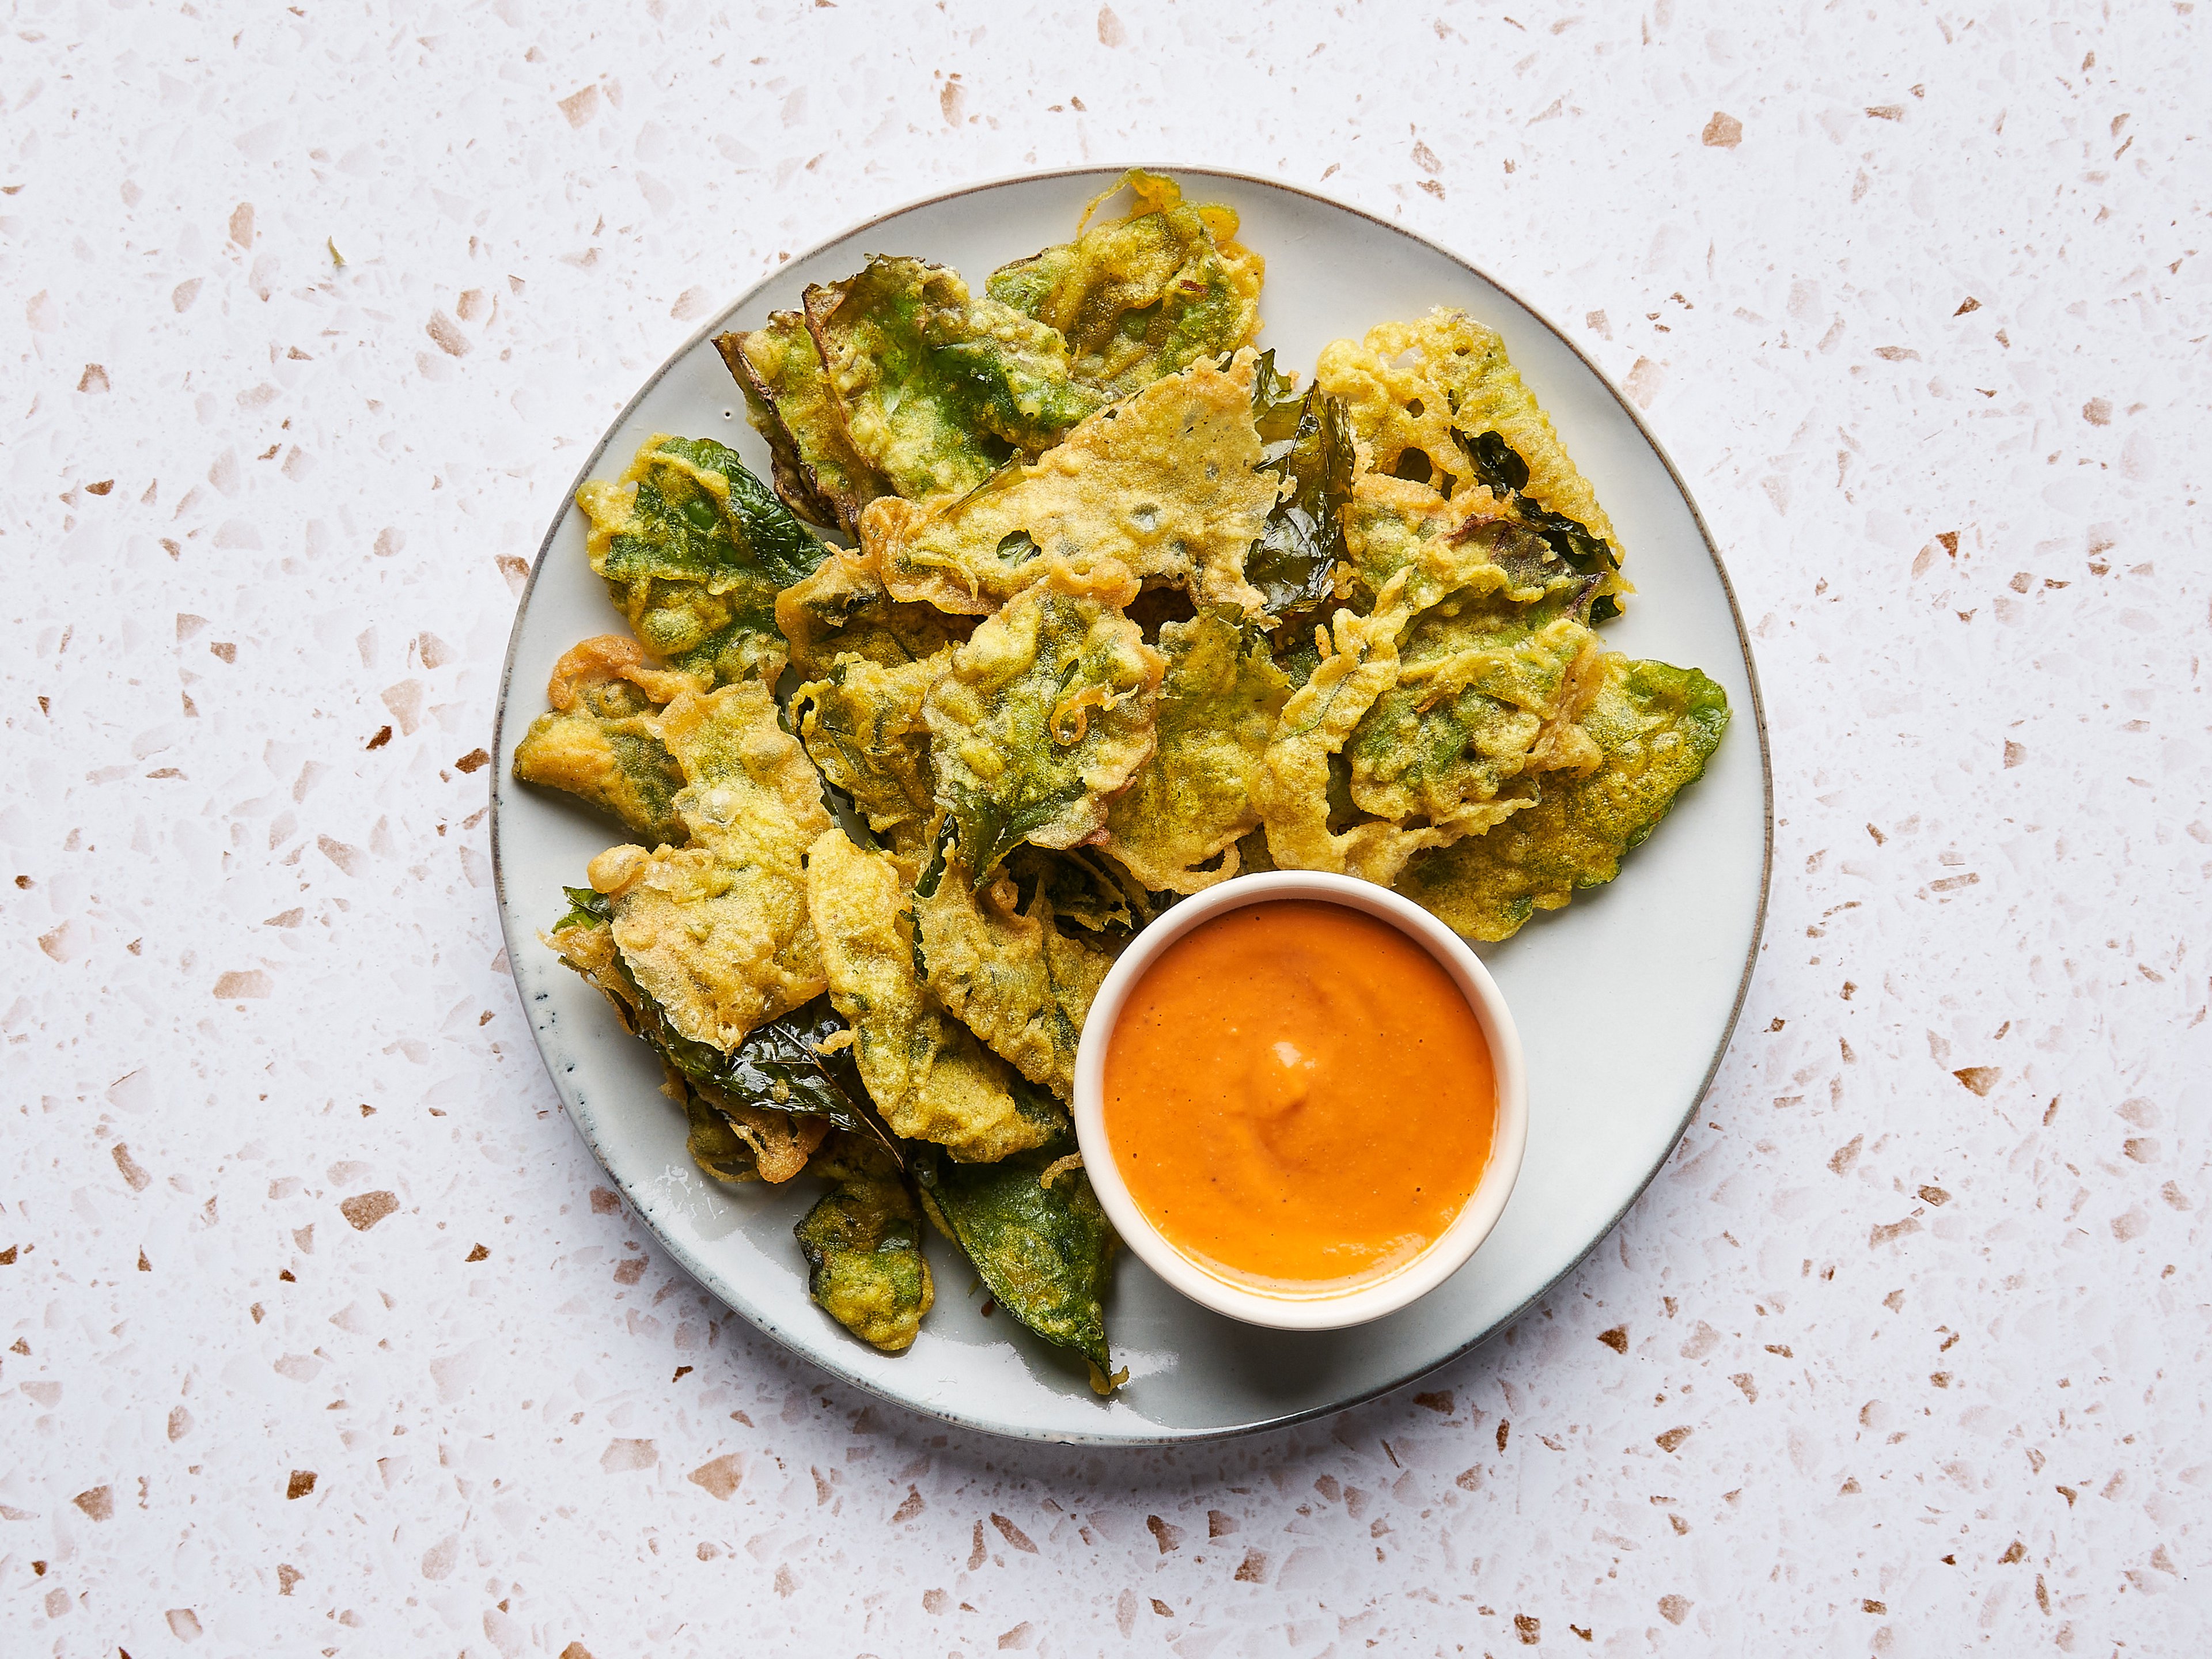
left=586, top=681, right=831, bottom=1050
left=546, top=893, right=866, bottom=1183
left=1253, top=578, right=1465, bottom=885
left=796, top=1132, right=934, bottom=1352
left=577, top=433, right=828, bottom=685
left=681, top=1074, right=831, bottom=1185
left=1395, top=656, right=1730, bottom=939
left=913, top=1142, right=1122, bottom=1394
left=774, top=546, right=974, bottom=682
left=805, top=256, right=1102, bottom=502
left=865, top=351, right=1274, bottom=617
left=1007, top=845, right=1147, bottom=936
left=1342, top=471, right=1586, bottom=619
left=717, top=312, right=892, bottom=536
left=793, top=649, right=950, bottom=850
left=512, top=635, right=697, bottom=844
left=914, top=850, right=1114, bottom=1102
left=985, top=168, right=1263, bottom=400
left=1247, top=353, right=1357, bottom=647
left=806, top=827, right=1065, bottom=1163
left=1344, top=585, right=1606, bottom=830
left=920, top=562, right=1165, bottom=880
left=1101, top=607, right=1290, bottom=893
left=1316, top=310, right=1629, bottom=616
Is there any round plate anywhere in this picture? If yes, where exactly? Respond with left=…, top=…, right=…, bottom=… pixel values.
left=491, top=165, right=1772, bottom=1445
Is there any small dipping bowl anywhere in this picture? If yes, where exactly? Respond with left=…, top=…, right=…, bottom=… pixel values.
left=1071, top=872, right=1528, bottom=1331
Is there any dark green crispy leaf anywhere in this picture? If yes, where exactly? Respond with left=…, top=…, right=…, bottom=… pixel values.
left=920, top=566, right=1164, bottom=885
left=577, top=434, right=828, bottom=684
left=556, top=883, right=612, bottom=933
left=716, top=313, right=892, bottom=536
left=550, top=895, right=897, bottom=1156
left=1453, top=429, right=1624, bottom=623
left=1245, top=353, right=1356, bottom=643
left=912, top=1140, right=1120, bottom=1393
left=986, top=169, right=1262, bottom=401
left=1394, top=657, right=1729, bottom=940
left=796, top=1134, right=933, bottom=1353
left=804, top=256, right=1101, bottom=502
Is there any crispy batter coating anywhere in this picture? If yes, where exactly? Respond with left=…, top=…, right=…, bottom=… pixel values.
left=915, top=1143, right=1122, bottom=1393
left=1253, top=578, right=1467, bottom=885
left=806, top=256, right=1102, bottom=501
left=1344, top=588, right=1606, bottom=829
left=1007, top=846, right=1146, bottom=936
left=1342, top=472, right=1586, bottom=618
left=796, top=1132, right=933, bottom=1352
left=793, top=649, right=949, bottom=848
left=921, top=561, right=1164, bottom=879
left=717, top=313, right=892, bottom=536
left=986, top=168, right=1263, bottom=400
left=865, top=351, right=1274, bottom=617
left=576, top=433, right=827, bottom=685
left=774, top=546, right=972, bottom=682
left=512, top=635, right=698, bottom=844
left=682, top=1074, right=830, bottom=1185
left=1396, top=657, right=1730, bottom=939
left=544, top=900, right=847, bottom=1187
left=915, top=852, right=1113, bottom=1102
left=1101, top=608, right=1290, bottom=893
left=1317, top=310, right=1628, bottom=613
left=806, top=827, right=1063, bottom=1163
left=589, top=681, right=831, bottom=1050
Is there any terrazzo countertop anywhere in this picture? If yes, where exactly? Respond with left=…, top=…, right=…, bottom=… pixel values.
left=5, top=2, right=2208, bottom=1653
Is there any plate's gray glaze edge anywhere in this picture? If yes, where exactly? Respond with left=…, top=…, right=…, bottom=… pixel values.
left=488, top=164, right=1774, bottom=1446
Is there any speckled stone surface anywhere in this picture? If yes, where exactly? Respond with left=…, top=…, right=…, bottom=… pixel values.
left=5, top=2, right=2208, bottom=1653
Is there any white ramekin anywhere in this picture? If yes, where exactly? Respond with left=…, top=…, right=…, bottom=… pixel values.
left=1071, top=870, right=1528, bottom=1331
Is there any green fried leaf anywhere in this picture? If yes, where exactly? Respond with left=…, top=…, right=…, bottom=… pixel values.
left=1395, top=657, right=1729, bottom=940
left=576, top=433, right=828, bottom=685
left=796, top=1134, right=933, bottom=1353
left=912, top=1141, right=1120, bottom=1393
left=986, top=169, right=1262, bottom=401
left=805, top=256, right=1101, bottom=502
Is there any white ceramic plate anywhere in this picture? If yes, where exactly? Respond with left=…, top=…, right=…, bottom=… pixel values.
left=491, top=166, right=1771, bottom=1445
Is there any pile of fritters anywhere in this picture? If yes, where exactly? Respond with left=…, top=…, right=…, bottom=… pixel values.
left=514, top=172, right=1728, bottom=1391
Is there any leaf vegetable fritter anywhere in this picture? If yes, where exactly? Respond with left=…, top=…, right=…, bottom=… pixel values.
left=1316, top=309, right=1630, bottom=619
left=913, top=847, right=1115, bottom=1103
left=585, top=680, right=832, bottom=1051
left=577, top=433, right=829, bottom=685
left=921, top=560, right=1164, bottom=884
left=806, top=826, right=1067, bottom=1164
left=863, top=350, right=1275, bottom=619
left=912, top=1141, right=1123, bottom=1395
left=1394, top=656, right=1729, bottom=940
left=986, top=168, right=1263, bottom=400
left=511, top=635, right=696, bottom=846
left=717, top=312, right=892, bottom=537
left=795, top=1132, right=934, bottom=1353
left=805, top=255, right=1104, bottom=502
left=547, top=888, right=872, bottom=1180
left=1100, top=607, right=1290, bottom=893
left=536, top=193, right=1732, bottom=1396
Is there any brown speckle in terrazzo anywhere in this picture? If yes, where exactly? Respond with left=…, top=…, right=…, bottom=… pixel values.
left=338, top=1191, right=397, bottom=1231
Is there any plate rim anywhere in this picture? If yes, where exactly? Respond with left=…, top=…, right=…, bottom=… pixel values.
left=489, top=161, right=1775, bottom=1446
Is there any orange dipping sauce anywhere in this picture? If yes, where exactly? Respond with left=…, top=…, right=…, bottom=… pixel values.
left=1103, top=900, right=1496, bottom=1288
